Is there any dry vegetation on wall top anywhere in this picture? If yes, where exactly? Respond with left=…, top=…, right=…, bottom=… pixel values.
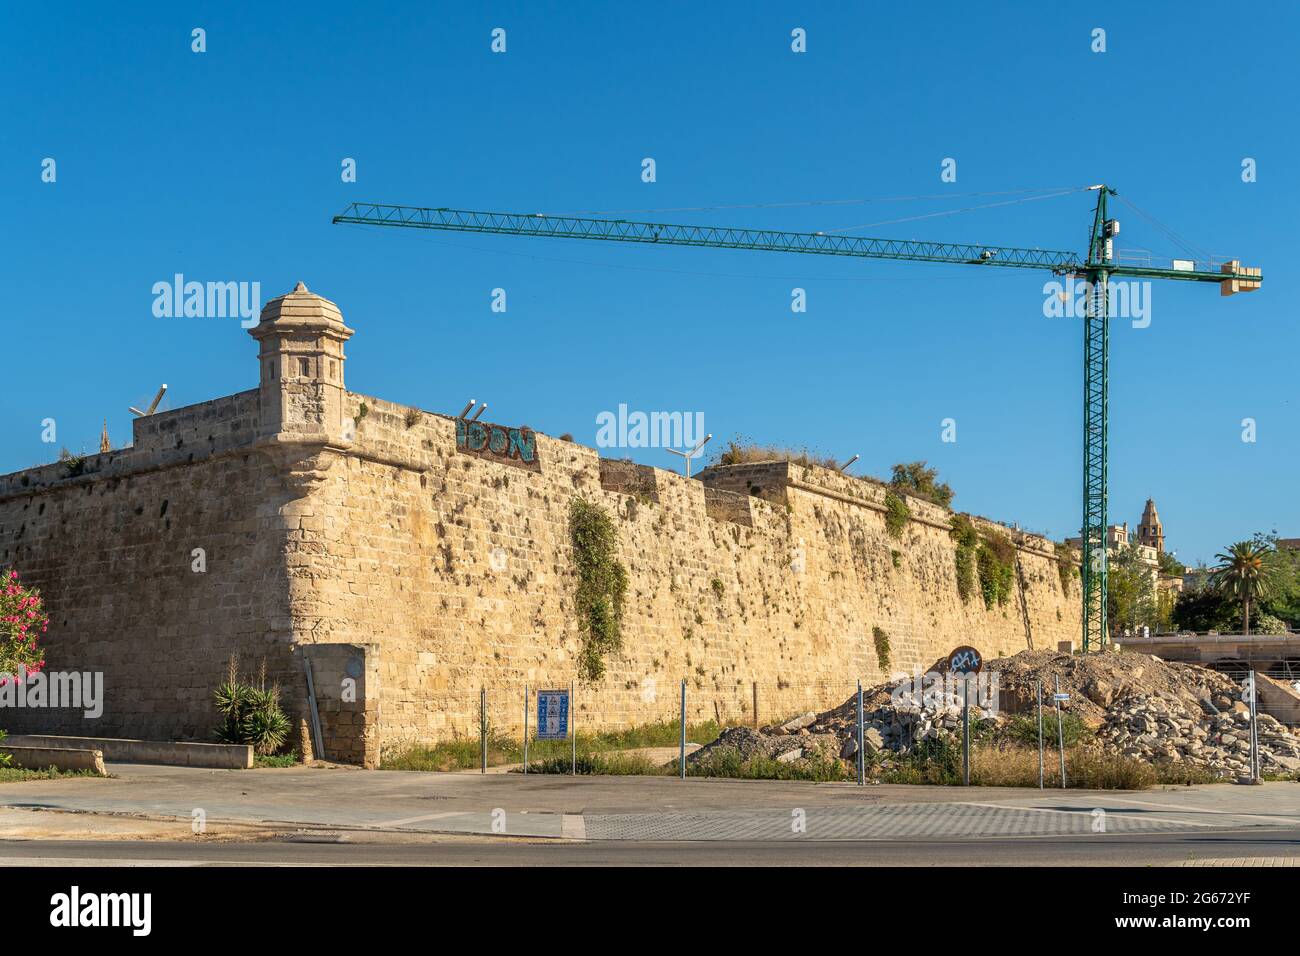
left=713, top=438, right=840, bottom=469
left=713, top=443, right=955, bottom=509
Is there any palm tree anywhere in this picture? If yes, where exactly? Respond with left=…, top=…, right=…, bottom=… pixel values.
left=1211, top=540, right=1276, bottom=635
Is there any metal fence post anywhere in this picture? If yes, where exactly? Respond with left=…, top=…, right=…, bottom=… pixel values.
left=1036, top=679, right=1044, bottom=790
left=523, top=683, right=529, bottom=775
left=1248, top=670, right=1260, bottom=783
left=571, top=680, right=577, bottom=777
left=856, top=679, right=865, bottom=786
left=679, top=678, right=687, bottom=780
left=753, top=681, right=759, bottom=729
left=962, top=676, right=971, bottom=786
left=480, top=687, right=487, bottom=774
left=1054, top=674, right=1066, bottom=789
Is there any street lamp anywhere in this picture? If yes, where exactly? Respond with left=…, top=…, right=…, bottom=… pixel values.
left=666, top=433, right=713, bottom=478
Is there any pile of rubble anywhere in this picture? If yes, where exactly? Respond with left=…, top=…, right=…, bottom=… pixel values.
left=1099, top=692, right=1300, bottom=777
left=981, top=649, right=1243, bottom=724
left=687, top=703, right=968, bottom=767
left=685, top=650, right=1300, bottom=780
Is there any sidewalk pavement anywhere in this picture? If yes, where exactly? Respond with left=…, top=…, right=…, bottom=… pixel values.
left=1, top=763, right=1297, bottom=843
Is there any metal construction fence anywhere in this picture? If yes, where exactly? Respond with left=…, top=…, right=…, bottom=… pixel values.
left=383, top=674, right=1008, bottom=784
left=384, top=678, right=865, bottom=776
left=378, top=668, right=1283, bottom=787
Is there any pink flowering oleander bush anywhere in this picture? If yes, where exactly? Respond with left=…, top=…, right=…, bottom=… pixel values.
left=1, top=568, right=48, bottom=684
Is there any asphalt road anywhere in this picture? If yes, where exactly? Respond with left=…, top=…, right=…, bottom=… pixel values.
left=2, top=830, right=1298, bottom=866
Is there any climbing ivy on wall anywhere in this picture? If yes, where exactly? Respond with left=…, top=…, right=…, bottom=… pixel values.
left=977, top=529, right=1016, bottom=609
left=1054, top=541, right=1078, bottom=595
left=569, top=498, right=629, bottom=682
left=872, top=626, right=891, bottom=671
left=950, top=515, right=1016, bottom=609
left=951, top=514, right=979, bottom=602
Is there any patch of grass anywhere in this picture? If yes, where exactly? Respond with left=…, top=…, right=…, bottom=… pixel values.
left=383, top=734, right=517, bottom=772
left=968, top=744, right=1155, bottom=789
left=710, top=578, right=724, bottom=597
left=880, top=734, right=963, bottom=785
left=1263, top=769, right=1300, bottom=783
left=879, top=739, right=1156, bottom=789
left=522, top=753, right=669, bottom=776
left=254, top=752, right=300, bottom=768
left=0, top=765, right=102, bottom=783
left=1002, top=712, right=1092, bottom=748
left=381, top=718, right=726, bottom=772
left=583, top=718, right=723, bottom=752
left=681, top=747, right=853, bottom=782
left=1156, top=763, right=1226, bottom=785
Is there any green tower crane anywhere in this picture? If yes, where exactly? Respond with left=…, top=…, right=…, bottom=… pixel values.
left=333, top=187, right=1261, bottom=651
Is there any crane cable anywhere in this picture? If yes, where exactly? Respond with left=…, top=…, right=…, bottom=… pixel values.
left=1113, top=195, right=1215, bottom=263
left=561, top=184, right=1087, bottom=217
left=820, top=186, right=1088, bottom=233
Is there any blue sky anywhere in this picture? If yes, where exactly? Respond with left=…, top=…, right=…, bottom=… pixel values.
left=2, top=1, right=1296, bottom=565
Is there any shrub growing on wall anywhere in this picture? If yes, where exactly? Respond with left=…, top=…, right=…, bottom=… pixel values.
left=977, top=529, right=1016, bottom=609
left=569, top=498, right=629, bottom=682
left=883, top=492, right=910, bottom=540
left=1054, top=541, right=1078, bottom=595
left=950, top=515, right=979, bottom=601
left=872, top=626, right=891, bottom=671
left=949, top=517, right=1015, bottom=608
left=889, top=461, right=954, bottom=508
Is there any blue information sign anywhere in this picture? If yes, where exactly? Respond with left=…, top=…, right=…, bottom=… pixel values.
left=537, top=689, right=569, bottom=740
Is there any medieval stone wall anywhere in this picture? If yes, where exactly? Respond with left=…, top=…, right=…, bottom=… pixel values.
left=0, top=391, right=294, bottom=742
left=305, top=391, right=1082, bottom=757
left=0, top=286, right=1082, bottom=767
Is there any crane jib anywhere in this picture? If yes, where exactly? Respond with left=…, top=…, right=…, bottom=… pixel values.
left=334, top=204, right=1262, bottom=285
left=332, top=203, right=1085, bottom=272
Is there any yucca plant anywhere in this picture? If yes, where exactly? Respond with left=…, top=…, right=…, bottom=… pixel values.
left=213, top=655, right=291, bottom=755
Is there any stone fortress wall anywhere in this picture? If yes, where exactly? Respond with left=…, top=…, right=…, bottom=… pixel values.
left=0, top=284, right=1081, bottom=767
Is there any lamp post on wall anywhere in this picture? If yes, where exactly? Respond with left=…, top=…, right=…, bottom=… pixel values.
left=838, top=454, right=860, bottom=472
left=129, top=384, right=168, bottom=417
left=666, top=433, right=713, bottom=479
